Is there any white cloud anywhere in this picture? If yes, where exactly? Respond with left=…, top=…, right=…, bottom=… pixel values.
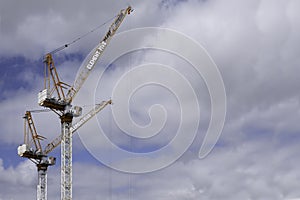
left=0, top=158, right=36, bottom=199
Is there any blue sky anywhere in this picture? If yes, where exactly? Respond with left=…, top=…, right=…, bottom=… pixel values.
left=1, top=0, right=300, bottom=199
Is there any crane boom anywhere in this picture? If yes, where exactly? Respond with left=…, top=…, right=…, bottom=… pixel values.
left=43, top=100, right=112, bottom=155
left=66, top=6, right=132, bottom=103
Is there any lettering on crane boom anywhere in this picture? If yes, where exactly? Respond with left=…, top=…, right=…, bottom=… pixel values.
left=86, top=41, right=107, bottom=70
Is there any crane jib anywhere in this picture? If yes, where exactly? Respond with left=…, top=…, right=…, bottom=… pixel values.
left=86, top=41, right=107, bottom=70
left=70, top=112, right=92, bottom=132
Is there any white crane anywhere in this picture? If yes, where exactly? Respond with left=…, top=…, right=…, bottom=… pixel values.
left=18, top=110, right=56, bottom=200
left=18, top=6, right=132, bottom=200
left=18, top=103, right=110, bottom=200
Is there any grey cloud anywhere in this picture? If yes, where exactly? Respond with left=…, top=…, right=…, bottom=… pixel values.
left=0, top=0, right=165, bottom=58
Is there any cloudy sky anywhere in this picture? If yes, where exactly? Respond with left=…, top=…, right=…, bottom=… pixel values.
left=1, top=0, right=300, bottom=199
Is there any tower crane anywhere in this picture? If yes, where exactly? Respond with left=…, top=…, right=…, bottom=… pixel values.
left=18, top=6, right=132, bottom=200
left=18, top=101, right=111, bottom=200
left=18, top=110, right=56, bottom=200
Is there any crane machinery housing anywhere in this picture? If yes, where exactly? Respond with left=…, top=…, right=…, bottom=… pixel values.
left=18, top=6, right=132, bottom=200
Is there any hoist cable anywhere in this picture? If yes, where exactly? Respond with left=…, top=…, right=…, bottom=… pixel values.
left=47, top=14, right=117, bottom=55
